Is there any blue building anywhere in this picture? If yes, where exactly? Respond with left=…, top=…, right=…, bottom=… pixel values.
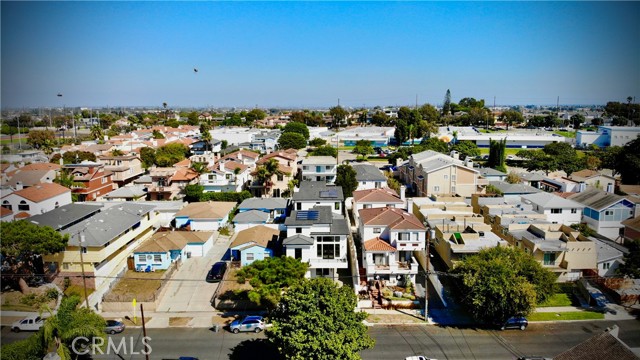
left=229, top=225, right=281, bottom=266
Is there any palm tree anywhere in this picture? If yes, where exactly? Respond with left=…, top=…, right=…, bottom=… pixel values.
left=41, top=295, right=106, bottom=360
left=111, top=149, right=124, bottom=156
left=162, top=102, right=168, bottom=122
left=190, top=162, right=209, bottom=175
left=54, top=170, right=84, bottom=189
left=90, top=125, right=103, bottom=141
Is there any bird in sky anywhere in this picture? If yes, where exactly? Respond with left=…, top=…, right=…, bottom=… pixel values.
left=193, top=67, right=198, bottom=73
left=57, top=93, right=63, bottom=97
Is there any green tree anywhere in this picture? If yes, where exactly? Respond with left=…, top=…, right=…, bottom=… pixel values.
left=618, top=136, right=640, bottom=184
left=329, top=105, right=347, bottom=128
left=283, top=121, right=310, bottom=139
left=485, top=184, right=504, bottom=195
left=394, top=118, right=409, bottom=144
left=371, top=111, right=390, bottom=126
left=452, top=141, right=480, bottom=159
left=278, top=132, right=307, bottom=150
left=516, top=150, right=558, bottom=176
left=335, top=164, right=358, bottom=198
left=570, top=114, right=585, bottom=130
left=289, top=111, right=306, bottom=123
left=184, top=184, right=204, bottom=202
left=451, top=246, right=556, bottom=324
left=268, top=277, right=375, bottom=360
left=0, top=221, right=69, bottom=291
left=487, top=138, right=507, bottom=172
left=499, top=110, right=524, bottom=130
left=352, top=139, right=374, bottom=158
left=152, top=129, right=165, bottom=139
left=419, top=103, right=440, bottom=124
left=90, top=125, right=104, bottom=141
left=26, top=130, right=56, bottom=153
left=236, top=256, right=308, bottom=309
left=309, top=137, right=326, bottom=147
left=310, top=145, right=338, bottom=158
left=199, top=123, right=212, bottom=143
left=190, top=162, right=209, bottom=175
left=1, top=124, right=19, bottom=145
left=420, top=137, right=449, bottom=154
left=111, top=149, right=124, bottom=156
left=140, top=147, right=156, bottom=169
left=595, top=145, right=623, bottom=176
left=442, top=89, right=452, bottom=116
left=187, top=111, right=199, bottom=125
left=155, top=143, right=189, bottom=167
left=246, top=108, right=267, bottom=124
left=505, top=171, right=522, bottom=184
left=41, top=295, right=107, bottom=360
left=616, top=241, right=640, bottom=278
left=543, top=142, right=584, bottom=175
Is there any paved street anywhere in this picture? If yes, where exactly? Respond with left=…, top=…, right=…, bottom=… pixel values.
left=155, top=233, right=232, bottom=313
left=3, top=319, right=637, bottom=360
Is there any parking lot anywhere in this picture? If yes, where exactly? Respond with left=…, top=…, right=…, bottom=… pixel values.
left=155, top=233, right=233, bottom=312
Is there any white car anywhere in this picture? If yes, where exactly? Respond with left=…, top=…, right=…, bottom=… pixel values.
left=405, top=357, right=437, bottom=360
left=11, top=315, right=46, bottom=332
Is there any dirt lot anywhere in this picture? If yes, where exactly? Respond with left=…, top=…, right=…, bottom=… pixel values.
left=1, top=287, right=58, bottom=312
left=105, top=270, right=165, bottom=302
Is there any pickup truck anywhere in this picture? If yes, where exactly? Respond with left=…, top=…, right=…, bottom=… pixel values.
left=11, top=315, right=46, bottom=332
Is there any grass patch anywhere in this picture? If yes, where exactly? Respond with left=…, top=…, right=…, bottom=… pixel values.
left=479, top=148, right=533, bottom=156
left=554, top=131, right=577, bottom=138
left=529, top=311, right=604, bottom=321
left=64, top=285, right=95, bottom=298
left=169, top=317, right=192, bottom=326
left=538, top=293, right=573, bottom=307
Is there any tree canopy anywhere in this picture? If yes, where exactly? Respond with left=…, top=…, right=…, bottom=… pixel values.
left=310, top=145, right=338, bottom=158
left=617, top=136, right=640, bottom=184
left=267, top=277, right=375, bottom=360
left=451, top=246, right=556, bottom=324
left=283, top=121, right=310, bottom=140
left=487, top=138, right=507, bottom=173
left=278, top=132, right=307, bottom=150
left=154, top=143, right=189, bottom=167
left=451, top=141, right=480, bottom=160
left=27, top=130, right=56, bottom=153
left=50, top=151, right=96, bottom=165
left=329, top=106, right=347, bottom=128
left=499, top=110, right=524, bottom=130
left=236, top=256, right=308, bottom=309
left=352, top=139, right=374, bottom=157
left=335, top=164, right=358, bottom=198
left=308, top=137, right=326, bottom=147
left=616, top=241, right=640, bottom=278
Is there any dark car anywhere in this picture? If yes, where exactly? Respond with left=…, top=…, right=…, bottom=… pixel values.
left=500, top=316, right=528, bottom=330
left=105, top=320, right=125, bottom=334
left=206, top=262, right=227, bottom=283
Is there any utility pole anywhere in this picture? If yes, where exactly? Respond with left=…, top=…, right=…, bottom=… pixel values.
left=141, top=304, right=150, bottom=360
left=79, top=233, right=90, bottom=309
left=424, top=229, right=430, bottom=322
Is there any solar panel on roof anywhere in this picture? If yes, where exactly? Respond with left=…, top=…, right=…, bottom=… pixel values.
left=296, top=210, right=319, bottom=220
left=319, top=189, right=338, bottom=198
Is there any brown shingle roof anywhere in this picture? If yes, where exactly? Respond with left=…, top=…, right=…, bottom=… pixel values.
left=359, top=207, right=425, bottom=230
left=171, top=167, right=198, bottom=181
left=353, top=187, right=403, bottom=203
left=364, top=237, right=396, bottom=252
left=19, top=163, right=61, bottom=171
left=230, top=225, right=280, bottom=249
left=3, top=183, right=70, bottom=202
left=621, top=216, right=640, bottom=231
left=223, top=161, right=248, bottom=172
left=257, top=150, right=297, bottom=164
left=175, top=201, right=236, bottom=219
left=134, top=231, right=213, bottom=253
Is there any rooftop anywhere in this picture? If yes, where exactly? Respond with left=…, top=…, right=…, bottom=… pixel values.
left=230, top=225, right=280, bottom=249
left=175, top=201, right=236, bottom=219
left=301, top=156, right=337, bottom=165
left=28, top=203, right=103, bottom=231
left=352, top=164, right=387, bottom=182
left=238, top=197, right=288, bottom=210
left=522, top=192, right=586, bottom=209
left=568, top=188, right=628, bottom=211
left=2, top=183, right=70, bottom=203
left=293, top=182, right=344, bottom=201
left=233, top=210, right=270, bottom=223
left=489, top=181, right=542, bottom=195
left=353, top=187, right=402, bottom=204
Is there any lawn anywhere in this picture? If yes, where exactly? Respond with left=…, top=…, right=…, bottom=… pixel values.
left=479, top=148, right=533, bottom=156
left=528, top=311, right=604, bottom=321
left=538, top=293, right=573, bottom=307
left=554, top=131, right=577, bottom=138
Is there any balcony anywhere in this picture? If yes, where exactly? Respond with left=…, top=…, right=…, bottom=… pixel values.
left=311, top=257, right=348, bottom=269
left=365, top=256, right=419, bottom=276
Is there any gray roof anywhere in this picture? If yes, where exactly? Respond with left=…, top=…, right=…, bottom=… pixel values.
left=352, top=164, right=387, bottom=182
left=479, top=168, right=506, bottom=177
left=489, top=181, right=542, bottom=195
left=29, top=203, right=104, bottom=231
left=568, top=188, right=627, bottom=211
left=94, top=200, right=185, bottom=212
left=283, top=234, right=314, bottom=245
left=62, top=203, right=155, bottom=247
left=133, top=175, right=152, bottom=184
left=521, top=192, right=585, bottom=209
left=520, top=172, right=546, bottom=182
left=104, top=185, right=147, bottom=199
left=592, top=238, right=624, bottom=263
left=285, top=206, right=333, bottom=226
left=238, top=197, right=288, bottom=210
left=292, top=182, right=344, bottom=201
left=326, top=214, right=350, bottom=235
left=233, top=210, right=269, bottom=223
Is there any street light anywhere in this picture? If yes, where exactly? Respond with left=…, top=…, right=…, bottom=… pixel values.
left=78, top=232, right=90, bottom=309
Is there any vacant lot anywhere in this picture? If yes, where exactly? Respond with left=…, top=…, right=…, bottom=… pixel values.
left=105, top=270, right=165, bottom=302
left=1, top=287, right=58, bottom=312
left=215, top=267, right=259, bottom=311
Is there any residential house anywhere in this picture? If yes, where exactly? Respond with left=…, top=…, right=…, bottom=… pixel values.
left=238, top=197, right=288, bottom=220
left=358, top=207, right=426, bottom=286
left=400, top=150, right=480, bottom=197
left=621, top=216, right=640, bottom=242
left=568, top=169, right=617, bottom=192
left=1, top=183, right=72, bottom=219
left=97, top=155, right=144, bottom=187
left=488, top=181, right=541, bottom=200
left=103, top=185, right=147, bottom=202
left=568, top=188, right=636, bottom=240
left=521, top=192, right=584, bottom=225
left=593, top=238, right=625, bottom=277
left=42, top=203, right=158, bottom=308
left=412, top=195, right=474, bottom=224
left=175, top=201, right=236, bottom=231
left=28, top=203, right=104, bottom=231
left=250, top=130, right=281, bottom=153
left=352, top=187, right=404, bottom=225
left=283, top=206, right=349, bottom=279
left=352, top=164, right=388, bottom=191
left=478, top=168, right=507, bottom=182
left=229, top=225, right=280, bottom=266
left=233, top=210, right=271, bottom=232
left=1, top=163, right=61, bottom=190
left=62, top=162, right=115, bottom=201
left=300, top=156, right=337, bottom=183
left=147, top=167, right=198, bottom=200
left=252, top=149, right=298, bottom=197
left=428, top=217, right=508, bottom=269
left=133, top=231, right=215, bottom=270
left=292, top=181, right=344, bottom=215
left=221, top=149, right=260, bottom=167
left=554, top=325, right=639, bottom=360
left=201, top=160, right=250, bottom=193
left=507, top=224, right=597, bottom=282
left=1, top=206, right=14, bottom=221
left=519, top=172, right=545, bottom=189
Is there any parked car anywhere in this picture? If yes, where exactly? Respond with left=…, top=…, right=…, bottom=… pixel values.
left=105, top=319, right=126, bottom=334
left=229, top=315, right=265, bottom=333
left=11, top=315, right=45, bottom=332
left=206, top=261, right=227, bottom=283
left=405, top=356, right=437, bottom=360
left=500, top=316, right=528, bottom=330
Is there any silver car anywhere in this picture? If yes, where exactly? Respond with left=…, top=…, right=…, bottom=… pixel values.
left=229, top=316, right=265, bottom=333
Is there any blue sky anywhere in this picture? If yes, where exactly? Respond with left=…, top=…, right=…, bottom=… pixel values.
left=2, top=1, right=639, bottom=109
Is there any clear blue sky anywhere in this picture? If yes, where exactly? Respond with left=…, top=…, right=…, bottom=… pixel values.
left=2, top=1, right=638, bottom=109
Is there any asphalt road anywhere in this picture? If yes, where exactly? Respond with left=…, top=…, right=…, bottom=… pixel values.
left=2, top=320, right=638, bottom=360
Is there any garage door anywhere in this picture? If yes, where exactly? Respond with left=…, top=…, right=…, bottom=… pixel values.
left=186, top=244, right=203, bottom=257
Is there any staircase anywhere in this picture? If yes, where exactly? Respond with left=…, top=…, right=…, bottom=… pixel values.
left=369, top=280, right=383, bottom=309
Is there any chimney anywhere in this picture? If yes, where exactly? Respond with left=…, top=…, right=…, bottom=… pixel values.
left=578, top=182, right=586, bottom=193
left=218, top=161, right=224, bottom=172
left=15, top=181, right=23, bottom=191
left=466, top=160, right=474, bottom=168
left=406, top=198, right=414, bottom=213
left=400, top=185, right=406, bottom=201
left=606, top=183, right=614, bottom=193
left=450, top=150, right=459, bottom=160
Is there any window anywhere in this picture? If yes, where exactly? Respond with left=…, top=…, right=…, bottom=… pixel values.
left=226, top=174, right=231, bottom=179
left=334, top=202, right=340, bottom=210
left=102, top=177, right=107, bottom=184
left=2, top=200, right=12, bottom=211
left=325, top=166, right=332, bottom=170
left=294, top=248, right=302, bottom=259
left=444, top=175, right=448, bottom=180
left=363, top=204, right=372, bottom=209
left=296, top=203, right=301, bottom=210
left=62, top=263, right=70, bottom=270
left=603, top=262, right=610, bottom=270
left=550, top=209, right=562, bottom=214
left=153, top=254, right=162, bottom=262
left=18, top=200, right=30, bottom=211
left=451, top=186, right=456, bottom=193
left=433, top=186, right=440, bottom=192
left=247, top=253, right=254, bottom=261
left=317, top=268, right=330, bottom=277
left=296, top=227, right=302, bottom=234
left=398, top=232, right=410, bottom=241
left=317, top=241, right=340, bottom=259
left=82, top=247, right=87, bottom=254
left=373, top=228, right=381, bottom=234
left=316, top=166, right=323, bottom=172
left=571, top=208, right=577, bottom=214
left=138, top=255, right=146, bottom=262
left=543, top=253, right=556, bottom=266
left=303, top=166, right=308, bottom=171
left=451, top=175, right=456, bottom=181
left=605, top=210, right=613, bottom=216
left=277, top=174, right=284, bottom=181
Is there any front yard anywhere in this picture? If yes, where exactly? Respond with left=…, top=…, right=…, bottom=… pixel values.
left=529, top=311, right=604, bottom=321
left=215, top=266, right=259, bottom=311
left=1, top=286, right=59, bottom=312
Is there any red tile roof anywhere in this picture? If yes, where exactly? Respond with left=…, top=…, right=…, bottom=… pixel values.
left=359, top=207, right=425, bottom=230
left=353, top=187, right=403, bottom=203
left=3, top=183, right=70, bottom=202
left=364, top=237, right=397, bottom=252
left=14, top=212, right=30, bottom=219
left=1, top=206, right=13, bottom=217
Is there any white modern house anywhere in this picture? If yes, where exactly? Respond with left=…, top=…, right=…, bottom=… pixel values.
left=283, top=206, right=349, bottom=279
left=352, top=164, right=388, bottom=191
left=521, top=192, right=585, bottom=225
left=300, top=156, right=337, bottom=183
left=292, top=181, right=344, bottom=215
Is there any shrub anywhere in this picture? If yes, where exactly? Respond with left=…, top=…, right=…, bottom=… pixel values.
left=46, top=288, right=59, bottom=300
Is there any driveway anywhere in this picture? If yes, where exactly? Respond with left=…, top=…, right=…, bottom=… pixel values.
left=156, top=233, right=233, bottom=312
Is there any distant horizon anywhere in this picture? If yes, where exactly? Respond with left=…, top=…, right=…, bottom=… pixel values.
left=2, top=2, right=638, bottom=109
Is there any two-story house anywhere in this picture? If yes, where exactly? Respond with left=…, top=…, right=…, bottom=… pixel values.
left=221, top=149, right=260, bottom=167
left=283, top=206, right=349, bottom=279
left=147, top=167, right=199, bottom=200
left=521, top=192, right=585, bottom=225
left=568, top=188, right=636, bottom=240
left=252, top=149, right=298, bottom=197
left=234, top=197, right=288, bottom=231
left=352, top=187, right=404, bottom=225
left=97, top=155, right=144, bottom=187
left=357, top=207, right=426, bottom=286
left=300, top=156, right=337, bottom=183
left=1, top=183, right=72, bottom=219
left=352, top=164, right=388, bottom=191
left=292, top=181, right=344, bottom=215
left=63, top=162, right=115, bottom=201
left=400, top=150, right=480, bottom=197
left=202, top=161, right=250, bottom=193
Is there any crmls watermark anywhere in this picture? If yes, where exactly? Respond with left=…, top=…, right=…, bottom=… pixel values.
left=71, top=336, right=152, bottom=355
